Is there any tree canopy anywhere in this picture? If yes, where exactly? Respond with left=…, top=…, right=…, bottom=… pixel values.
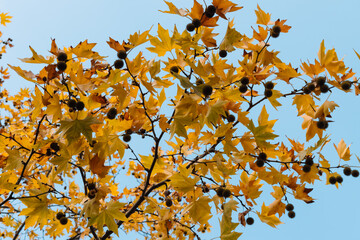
left=0, top=1, right=359, bottom=239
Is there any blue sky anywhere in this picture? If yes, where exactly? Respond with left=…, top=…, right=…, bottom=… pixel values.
left=1, top=0, right=360, bottom=239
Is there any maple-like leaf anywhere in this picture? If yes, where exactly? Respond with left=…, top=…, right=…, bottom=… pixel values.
left=256, top=203, right=283, bottom=228
left=20, top=46, right=54, bottom=64
left=160, top=1, right=188, bottom=16
left=220, top=200, right=242, bottom=240
left=56, top=115, right=101, bottom=143
left=334, top=139, right=351, bottom=161
left=182, top=196, right=212, bottom=225
left=70, top=40, right=104, bottom=59
left=0, top=12, right=12, bottom=26
left=219, top=20, right=243, bottom=52
left=255, top=5, right=271, bottom=25
left=148, top=24, right=179, bottom=57
left=170, top=165, right=199, bottom=193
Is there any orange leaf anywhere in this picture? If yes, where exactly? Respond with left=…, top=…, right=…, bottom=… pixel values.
left=89, top=154, right=111, bottom=178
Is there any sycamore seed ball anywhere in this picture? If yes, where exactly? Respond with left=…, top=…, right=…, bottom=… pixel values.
left=170, top=66, right=179, bottom=74
left=264, top=89, right=273, bottom=98
left=202, top=84, right=213, bottom=97
left=75, top=101, right=85, bottom=111
left=288, top=211, right=296, bottom=218
left=186, top=23, right=195, bottom=32
left=240, top=76, right=249, bottom=85
left=205, top=5, right=216, bottom=18
left=341, top=81, right=352, bottom=90
left=57, top=52, right=68, bottom=62
left=239, top=84, right=248, bottom=93
left=59, top=217, right=68, bottom=225
left=329, top=176, right=337, bottom=184
left=246, top=217, right=254, bottom=225
left=57, top=61, right=67, bottom=71
left=56, top=212, right=65, bottom=220
left=192, top=18, right=201, bottom=28
left=285, top=203, right=294, bottom=211
left=117, top=50, right=127, bottom=59
left=343, top=167, right=352, bottom=176
left=114, top=59, right=124, bottom=69
left=351, top=169, right=359, bottom=177
left=219, top=50, right=227, bottom=58
left=264, top=81, right=274, bottom=89
left=223, top=189, right=231, bottom=198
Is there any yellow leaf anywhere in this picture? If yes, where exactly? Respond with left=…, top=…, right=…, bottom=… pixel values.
left=255, top=5, right=271, bottom=25
left=8, top=64, right=37, bottom=83
left=201, top=27, right=218, bottom=47
left=256, top=203, right=283, bottom=228
left=70, top=40, right=104, bottom=59
left=57, top=116, right=101, bottom=143
left=206, top=99, right=227, bottom=125
left=334, top=139, right=351, bottom=161
left=170, top=165, right=199, bottom=193
left=182, top=196, right=212, bottom=225
left=148, top=24, right=178, bottom=56
left=19, top=46, right=54, bottom=64
left=0, top=12, right=12, bottom=26
left=89, top=154, right=111, bottom=178
left=314, top=100, right=338, bottom=119
left=292, top=94, right=315, bottom=117
left=160, top=1, right=188, bottom=16
left=219, top=20, right=243, bottom=52
left=220, top=200, right=242, bottom=240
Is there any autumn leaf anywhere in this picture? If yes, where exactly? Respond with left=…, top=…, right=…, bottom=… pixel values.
left=160, top=1, right=188, bottom=16
left=170, top=165, right=199, bottom=193
left=56, top=115, right=101, bottom=143
left=256, top=203, right=283, bottom=228
left=220, top=200, right=242, bottom=239
left=148, top=24, right=179, bottom=56
left=20, top=46, right=54, bottom=64
left=0, top=12, right=12, bottom=26
left=182, top=196, right=212, bottom=225
left=334, top=139, right=351, bottom=161
left=255, top=5, right=271, bottom=25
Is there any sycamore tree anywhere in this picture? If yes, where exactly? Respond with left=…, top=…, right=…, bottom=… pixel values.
left=1, top=1, right=360, bottom=239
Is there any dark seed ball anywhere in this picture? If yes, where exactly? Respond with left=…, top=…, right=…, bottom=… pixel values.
left=264, top=89, right=273, bottom=98
left=223, top=189, right=231, bottom=198
left=117, top=50, right=127, bottom=59
left=336, top=175, right=343, bottom=183
left=57, top=61, right=67, bottom=71
left=186, top=23, right=195, bottom=32
left=246, top=217, right=254, bottom=225
left=285, top=203, right=294, bottom=211
left=258, top=152, right=267, bottom=160
left=114, top=59, right=124, bottom=69
left=57, top=52, right=68, bottom=62
left=56, top=212, right=65, bottom=220
left=239, top=84, right=248, bottom=93
left=303, top=86, right=311, bottom=94
left=343, top=167, right=352, bottom=176
left=316, top=76, right=326, bottom=86
left=219, top=50, right=227, bottom=58
left=271, top=31, right=280, bottom=38
left=59, top=217, right=68, bottom=225
left=227, top=114, right=236, bottom=122
left=305, top=157, right=314, bottom=166
left=88, top=183, right=96, bottom=190
left=255, top=159, right=265, bottom=167
left=67, top=99, right=77, bottom=108
left=205, top=5, right=216, bottom=18
left=316, top=120, right=328, bottom=129
left=192, top=18, right=201, bottom=28
left=107, top=107, right=118, bottom=119
left=264, top=81, right=274, bottom=89
left=216, top=187, right=224, bottom=197
left=202, top=84, right=213, bottom=97
left=75, top=101, right=85, bottom=111
left=351, top=169, right=359, bottom=177
left=170, top=66, right=179, bottom=74
left=123, top=134, right=131, bottom=142
left=272, top=25, right=281, bottom=34
left=329, top=176, right=337, bottom=184
left=302, top=164, right=311, bottom=173
left=288, top=211, right=295, bottom=218
left=165, top=198, right=173, bottom=207
left=320, top=84, right=329, bottom=93
left=240, top=77, right=249, bottom=85
left=341, top=81, right=352, bottom=90
left=164, top=190, right=171, bottom=197
left=50, top=142, right=60, bottom=152
left=307, top=83, right=316, bottom=91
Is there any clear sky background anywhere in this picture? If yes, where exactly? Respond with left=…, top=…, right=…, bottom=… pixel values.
left=1, top=0, right=360, bottom=239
